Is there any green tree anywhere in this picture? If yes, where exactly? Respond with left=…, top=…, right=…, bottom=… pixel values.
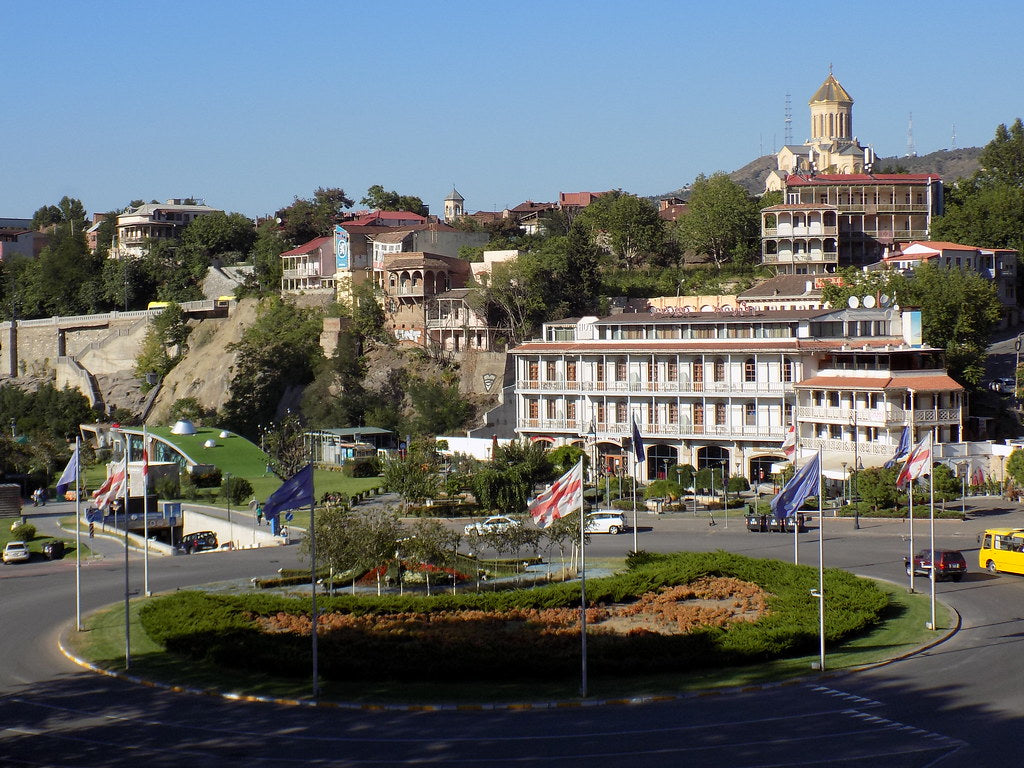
left=220, top=297, right=324, bottom=436
left=548, top=444, right=585, bottom=475
left=472, top=466, right=531, bottom=515
left=245, top=219, right=288, bottom=295
left=360, top=184, right=429, bottom=217
left=381, top=446, right=441, bottom=505
left=978, top=118, right=1024, bottom=188
left=407, top=377, right=471, bottom=436
left=576, top=191, right=665, bottom=267
left=1007, top=449, right=1024, bottom=487
left=931, top=182, right=1024, bottom=254
left=675, top=173, right=759, bottom=267
left=180, top=211, right=257, bottom=263
left=134, top=302, right=191, bottom=379
left=310, top=506, right=402, bottom=595
left=857, top=467, right=898, bottom=512
left=404, top=518, right=462, bottom=595
left=276, top=187, right=353, bottom=245
left=262, top=411, right=309, bottom=479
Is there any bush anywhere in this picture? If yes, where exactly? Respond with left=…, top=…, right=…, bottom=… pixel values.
left=9, top=522, right=36, bottom=540
left=154, top=475, right=179, bottom=499
left=191, top=467, right=222, bottom=488
left=343, top=458, right=381, bottom=478
left=139, top=552, right=888, bottom=684
left=221, top=476, right=253, bottom=505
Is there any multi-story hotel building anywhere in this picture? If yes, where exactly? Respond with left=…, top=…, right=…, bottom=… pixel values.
left=511, top=307, right=963, bottom=482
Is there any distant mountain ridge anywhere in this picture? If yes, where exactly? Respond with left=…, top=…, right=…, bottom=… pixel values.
left=659, top=147, right=983, bottom=200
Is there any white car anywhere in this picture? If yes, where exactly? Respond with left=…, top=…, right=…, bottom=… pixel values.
left=3, top=541, right=30, bottom=564
left=464, top=516, right=522, bottom=535
left=586, top=511, right=625, bottom=535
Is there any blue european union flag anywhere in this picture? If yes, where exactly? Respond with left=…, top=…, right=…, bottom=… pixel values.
left=771, top=451, right=821, bottom=521
left=884, top=427, right=911, bottom=469
left=263, top=464, right=314, bottom=522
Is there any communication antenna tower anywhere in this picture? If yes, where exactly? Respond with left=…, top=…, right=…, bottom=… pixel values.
left=951, top=123, right=957, bottom=150
left=784, top=92, right=793, bottom=146
left=906, top=113, right=917, bottom=158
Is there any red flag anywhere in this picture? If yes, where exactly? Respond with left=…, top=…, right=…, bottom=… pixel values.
left=780, top=425, right=796, bottom=459
left=896, top=434, right=932, bottom=489
left=529, top=460, right=583, bottom=529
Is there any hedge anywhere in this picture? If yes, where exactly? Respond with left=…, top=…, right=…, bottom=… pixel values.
left=138, top=551, right=888, bottom=684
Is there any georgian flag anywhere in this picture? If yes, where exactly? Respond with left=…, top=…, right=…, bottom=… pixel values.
left=529, top=460, right=584, bottom=529
left=92, top=460, right=127, bottom=510
left=780, top=425, right=796, bottom=459
left=896, top=434, right=933, bottom=489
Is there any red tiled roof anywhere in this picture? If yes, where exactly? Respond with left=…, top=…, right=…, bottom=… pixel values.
left=795, top=374, right=962, bottom=391
left=280, top=236, right=331, bottom=257
left=349, top=211, right=427, bottom=226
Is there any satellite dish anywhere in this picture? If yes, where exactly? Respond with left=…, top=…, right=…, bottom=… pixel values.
left=862, top=295, right=876, bottom=308
left=879, top=294, right=891, bottom=307
left=848, top=296, right=860, bottom=309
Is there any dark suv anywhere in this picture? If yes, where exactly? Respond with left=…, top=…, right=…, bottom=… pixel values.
left=905, top=549, right=967, bottom=581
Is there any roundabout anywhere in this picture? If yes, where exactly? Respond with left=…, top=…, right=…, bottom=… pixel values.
left=3, top=498, right=1023, bottom=766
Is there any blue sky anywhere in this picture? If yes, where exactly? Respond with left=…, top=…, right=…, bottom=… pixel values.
left=3, top=0, right=1022, bottom=221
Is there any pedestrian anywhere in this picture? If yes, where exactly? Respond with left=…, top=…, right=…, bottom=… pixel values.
left=256, top=503, right=263, bottom=526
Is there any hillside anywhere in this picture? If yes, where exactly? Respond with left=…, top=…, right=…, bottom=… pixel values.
left=659, top=147, right=983, bottom=199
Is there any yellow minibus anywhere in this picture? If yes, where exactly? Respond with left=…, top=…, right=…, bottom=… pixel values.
left=978, top=528, right=1024, bottom=575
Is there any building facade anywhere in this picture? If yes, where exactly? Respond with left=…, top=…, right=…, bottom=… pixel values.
left=511, top=308, right=962, bottom=483
left=762, top=173, right=944, bottom=273
left=115, top=199, right=222, bottom=259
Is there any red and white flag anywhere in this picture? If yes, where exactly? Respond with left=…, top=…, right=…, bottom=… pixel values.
left=528, top=460, right=584, bottom=529
left=93, top=460, right=127, bottom=510
left=780, top=425, right=796, bottom=459
left=896, top=434, right=933, bottom=489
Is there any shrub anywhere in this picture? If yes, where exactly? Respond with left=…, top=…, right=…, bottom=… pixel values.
left=10, top=522, right=36, bottom=540
left=154, top=475, right=179, bottom=500
left=222, top=476, right=253, bottom=505
left=192, top=467, right=222, bottom=488
left=343, top=458, right=381, bottom=478
left=138, top=552, right=888, bottom=684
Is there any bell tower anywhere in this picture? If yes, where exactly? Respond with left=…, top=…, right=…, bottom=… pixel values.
left=443, top=187, right=464, bottom=222
left=809, top=70, right=853, bottom=142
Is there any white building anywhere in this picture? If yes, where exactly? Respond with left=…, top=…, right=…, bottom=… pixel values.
left=511, top=307, right=963, bottom=482
left=115, top=199, right=222, bottom=258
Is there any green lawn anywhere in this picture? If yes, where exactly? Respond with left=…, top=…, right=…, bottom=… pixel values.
left=65, top=576, right=949, bottom=704
left=1, top=516, right=88, bottom=561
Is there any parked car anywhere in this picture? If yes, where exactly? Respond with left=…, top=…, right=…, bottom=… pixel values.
left=905, top=549, right=967, bottom=581
left=464, top=516, right=522, bottom=536
left=586, top=511, right=625, bottom=534
left=3, top=541, right=30, bottom=564
left=178, top=531, right=218, bottom=554
left=992, top=377, right=1017, bottom=394
left=42, top=540, right=65, bottom=560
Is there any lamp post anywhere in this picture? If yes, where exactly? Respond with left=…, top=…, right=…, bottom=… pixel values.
left=840, top=461, right=848, bottom=506
left=852, top=407, right=860, bottom=529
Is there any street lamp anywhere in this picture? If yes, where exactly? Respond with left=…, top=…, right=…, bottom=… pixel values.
left=840, top=461, right=848, bottom=506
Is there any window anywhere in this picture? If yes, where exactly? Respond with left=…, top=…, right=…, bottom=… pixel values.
left=745, top=402, right=756, bottom=426
left=715, top=403, right=726, bottom=425
left=596, top=361, right=605, bottom=382
left=566, top=361, right=577, bottom=382
left=596, top=403, right=605, bottom=423
left=782, top=358, right=793, bottom=382
left=545, top=361, right=556, bottom=381
left=546, top=400, right=556, bottom=419
left=615, top=359, right=627, bottom=381
left=615, top=402, right=627, bottom=423
left=744, top=358, right=756, bottom=383
left=694, top=404, right=704, bottom=431
left=567, top=401, right=576, bottom=421
left=668, top=402, right=678, bottom=424
left=528, top=399, right=538, bottom=419
left=667, top=361, right=678, bottom=381
left=528, top=362, right=538, bottom=383
left=713, top=358, right=725, bottom=382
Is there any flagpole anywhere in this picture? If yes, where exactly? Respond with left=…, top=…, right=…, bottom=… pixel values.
left=121, top=433, right=131, bottom=671
left=929, top=453, right=936, bottom=631
left=908, top=390, right=916, bottom=595
left=143, top=426, right=150, bottom=597
left=580, top=454, right=589, bottom=698
left=74, top=437, right=82, bottom=631
left=816, top=449, right=825, bottom=672
left=309, top=464, right=319, bottom=699
left=630, top=448, right=638, bottom=553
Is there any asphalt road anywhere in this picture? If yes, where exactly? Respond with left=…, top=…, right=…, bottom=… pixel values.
left=2, top=499, right=1024, bottom=766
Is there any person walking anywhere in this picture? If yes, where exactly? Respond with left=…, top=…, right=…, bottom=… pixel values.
left=255, top=502, right=263, bottom=526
